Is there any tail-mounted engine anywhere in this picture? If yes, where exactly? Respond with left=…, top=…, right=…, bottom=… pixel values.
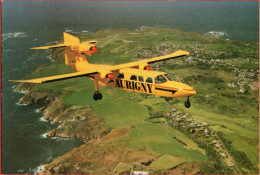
left=79, top=44, right=98, bottom=56
left=70, top=41, right=98, bottom=56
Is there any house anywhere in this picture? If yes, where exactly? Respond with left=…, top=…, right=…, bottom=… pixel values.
left=172, top=108, right=177, bottom=112
left=226, top=158, right=234, bottom=167
left=216, top=142, right=222, bottom=148
left=211, top=140, right=217, bottom=144
left=220, top=152, right=226, bottom=158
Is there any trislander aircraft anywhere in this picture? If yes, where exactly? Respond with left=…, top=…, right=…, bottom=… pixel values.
left=10, top=32, right=196, bottom=108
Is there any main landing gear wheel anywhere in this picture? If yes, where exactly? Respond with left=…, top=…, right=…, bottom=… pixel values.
left=184, top=97, right=191, bottom=108
left=93, top=92, right=103, bottom=101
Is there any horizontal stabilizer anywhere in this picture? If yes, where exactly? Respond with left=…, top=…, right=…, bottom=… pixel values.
left=9, top=70, right=98, bottom=84
left=81, top=40, right=98, bottom=44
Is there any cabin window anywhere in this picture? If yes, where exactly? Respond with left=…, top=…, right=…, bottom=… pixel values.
left=138, top=76, right=144, bottom=82
left=165, top=73, right=173, bottom=81
left=118, top=73, right=124, bottom=79
left=130, top=75, right=137, bottom=81
left=155, top=75, right=167, bottom=84
left=145, top=77, right=153, bottom=83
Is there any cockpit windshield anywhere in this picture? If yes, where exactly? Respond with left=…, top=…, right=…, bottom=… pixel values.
left=155, top=75, right=167, bottom=84
left=165, top=73, right=173, bottom=81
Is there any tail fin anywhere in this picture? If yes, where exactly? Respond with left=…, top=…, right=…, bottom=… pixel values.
left=63, top=32, right=80, bottom=44
left=31, top=32, right=97, bottom=66
left=63, top=32, right=88, bottom=65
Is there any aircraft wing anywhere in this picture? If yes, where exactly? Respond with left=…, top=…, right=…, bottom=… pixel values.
left=9, top=70, right=98, bottom=84
left=10, top=50, right=189, bottom=84
left=111, top=50, right=190, bottom=70
left=31, top=43, right=69, bottom=50
left=140, top=50, right=189, bottom=64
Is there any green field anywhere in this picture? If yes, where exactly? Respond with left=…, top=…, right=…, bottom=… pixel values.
left=18, top=27, right=258, bottom=174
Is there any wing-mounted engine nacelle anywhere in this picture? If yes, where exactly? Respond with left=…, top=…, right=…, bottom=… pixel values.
left=139, top=64, right=152, bottom=71
left=100, top=71, right=114, bottom=79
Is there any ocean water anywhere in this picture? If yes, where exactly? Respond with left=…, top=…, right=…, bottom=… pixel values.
left=1, top=1, right=259, bottom=174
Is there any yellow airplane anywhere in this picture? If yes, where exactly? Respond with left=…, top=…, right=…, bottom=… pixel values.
left=10, top=32, right=196, bottom=108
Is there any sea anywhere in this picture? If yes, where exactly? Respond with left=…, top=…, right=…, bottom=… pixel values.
left=1, top=1, right=259, bottom=174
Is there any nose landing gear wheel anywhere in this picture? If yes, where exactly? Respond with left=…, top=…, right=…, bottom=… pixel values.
left=184, top=97, right=191, bottom=108
left=93, top=92, right=103, bottom=101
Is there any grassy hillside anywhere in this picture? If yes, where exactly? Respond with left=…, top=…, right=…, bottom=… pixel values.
left=18, top=27, right=258, bottom=174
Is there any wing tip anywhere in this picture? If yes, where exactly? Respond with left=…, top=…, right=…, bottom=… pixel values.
left=30, top=43, right=68, bottom=50
left=30, top=47, right=40, bottom=49
left=30, top=46, right=49, bottom=50
left=9, top=79, right=41, bottom=84
left=9, top=80, right=21, bottom=82
left=174, top=50, right=190, bottom=56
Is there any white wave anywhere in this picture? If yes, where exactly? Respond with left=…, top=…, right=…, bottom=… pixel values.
left=17, top=169, right=25, bottom=173
left=65, top=29, right=73, bottom=33
left=39, top=116, right=47, bottom=122
left=46, top=55, right=54, bottom=62
left=41, top=132, right=71, bottom=140
left=52, top=137, right=71, bottom=141
left=205, top=31, right=228, bottom=39
left=2, top=32, right=27, bottom=41
left=12, top=87, right=28, bottom=94
left=46, top=156, right=53, bottom=162
left=80, top=30, right=88, bottom=33
left=136, top=26, right=150, bottom=31
left=35, top=109, right=41, bottom=113
left=39, top=116, right=55, bottom=124
left=32, top=164, right=45, bottom=174
left=16, top=101, right=28, bottom=106
left=40, top=133, right=48, bottom=138
left=64, top=29, right=89, bottom=34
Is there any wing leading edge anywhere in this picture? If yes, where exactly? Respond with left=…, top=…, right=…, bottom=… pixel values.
left=146, top=50, right=189, bottom=64
left=9, top=70, right=98, bottom=84
left=107, top=50, right=190, bottom=70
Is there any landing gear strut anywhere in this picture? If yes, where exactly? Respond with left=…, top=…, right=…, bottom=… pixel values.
left=93, top=79, right=103, bottom=101
left=184, top=97, right=191, bottom=108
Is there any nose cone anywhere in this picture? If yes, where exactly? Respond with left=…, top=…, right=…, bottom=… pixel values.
left=186, top=88, right=197, bottom=96
left=178, top=86, right=197, bottom=97
left=165, top=81, right=197, bottom=97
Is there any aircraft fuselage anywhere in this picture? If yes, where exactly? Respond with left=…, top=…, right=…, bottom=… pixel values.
left=70, top=61, right=196, bottom=98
